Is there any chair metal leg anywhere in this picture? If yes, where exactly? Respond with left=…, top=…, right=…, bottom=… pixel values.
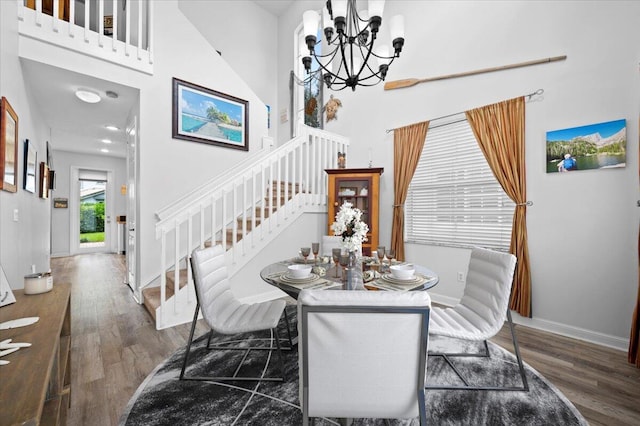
left=283, top=307, right=294, bottom=347
left=426, top=309, right=529, bottom=391
left=179, top=302, right=201, bottom=380
left=507, top=309, right=529, bottom=391
left=180, top=308, right=290, bottom=383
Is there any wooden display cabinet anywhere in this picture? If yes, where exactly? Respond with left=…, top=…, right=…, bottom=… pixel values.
left=326, top=168, right=384, bottom=256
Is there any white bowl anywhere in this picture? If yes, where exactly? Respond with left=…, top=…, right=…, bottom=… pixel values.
left=390, top=264, right=415, bottom=280
left=288, top=264, right=312, bottom=279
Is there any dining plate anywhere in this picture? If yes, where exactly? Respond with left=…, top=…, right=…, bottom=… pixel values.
left=381, top=273, right=425, bottom=285
left=279, top=273, right=319, bottom=284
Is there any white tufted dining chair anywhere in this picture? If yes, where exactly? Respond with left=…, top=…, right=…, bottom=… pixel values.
left=298, top=289, right=431, bottom=425
left=427, top=246, right=528, bottom=391
left=179, top=244, right=292, bottom=382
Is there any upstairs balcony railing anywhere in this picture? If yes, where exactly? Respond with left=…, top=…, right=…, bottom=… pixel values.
left=18, top=0, right=153, bottom=74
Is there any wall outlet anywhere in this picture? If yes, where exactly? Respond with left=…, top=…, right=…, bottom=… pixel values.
left=31, top=264, right=36, bottom=273
left=457, top=272, right=465, bottom=282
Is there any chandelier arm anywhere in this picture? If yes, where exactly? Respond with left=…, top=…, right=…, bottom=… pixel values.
left=301, top=0, right=405, bottom=91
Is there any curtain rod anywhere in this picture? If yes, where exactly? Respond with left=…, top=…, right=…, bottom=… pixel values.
left=385, top=89, right=544, bottom=133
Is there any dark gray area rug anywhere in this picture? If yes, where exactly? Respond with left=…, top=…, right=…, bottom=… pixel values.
left=120, top=306, right=588, bottom=425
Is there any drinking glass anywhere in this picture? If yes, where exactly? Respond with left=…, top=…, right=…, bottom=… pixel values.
left=301, top=247, right=311, bottom=263
left=387, top=248, right=396, bottom=264
left=311, top=242, right=320, bottom=263
left=339, top=254, right=350, bottom=283
left=332, top=248, right=342, bottom=278
left=377, top=246, right=386, bottom=272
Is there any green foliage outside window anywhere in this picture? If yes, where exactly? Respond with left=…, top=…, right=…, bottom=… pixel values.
left=80, top=201, right=105, bottom=233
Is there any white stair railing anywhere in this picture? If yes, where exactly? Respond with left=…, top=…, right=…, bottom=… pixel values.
left=151, top=123, right=349, bottom=330
left=18, top=0, right=153, bottom=74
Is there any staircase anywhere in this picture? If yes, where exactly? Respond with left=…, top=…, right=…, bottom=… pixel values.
left=147, top=123, right=349, bottom=330
left=142, top=181, right=300, bottom=320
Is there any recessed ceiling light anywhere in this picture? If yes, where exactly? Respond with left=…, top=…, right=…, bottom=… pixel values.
left=100, top=148, right=109, bottom=153
left=75, top=89, right=101, bottom=103
left=101, top=139, right=112, bottom=144
left=105, top=125, right=120, bottom=131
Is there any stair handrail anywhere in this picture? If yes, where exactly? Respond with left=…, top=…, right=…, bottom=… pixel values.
left=155, top=139, right=273, bottom=224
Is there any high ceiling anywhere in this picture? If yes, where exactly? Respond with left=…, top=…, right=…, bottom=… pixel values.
left=20, top=1, right=293, bottom=160
left=254, top=1, right=295, bottom=17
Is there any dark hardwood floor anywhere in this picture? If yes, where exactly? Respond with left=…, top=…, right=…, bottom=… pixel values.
left=51, top=253, right=640, bottom=426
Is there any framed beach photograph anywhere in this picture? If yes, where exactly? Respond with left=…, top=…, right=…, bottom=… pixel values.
left=1, top=96, right=19, bottom=193
left=172, top=78, right=249, bottom=151
left=546, top=119, right=626, bottom=173
left=23, top=139, right=37, bottom=193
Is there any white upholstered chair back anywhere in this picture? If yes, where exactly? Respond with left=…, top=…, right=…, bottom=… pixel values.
left=297, top=290, right=431, bottom=424
left=430, top=246, right=516, bottom=340
left=191, top=245, right=234, bottom=331
left=190, top=245, right=285, bottom=335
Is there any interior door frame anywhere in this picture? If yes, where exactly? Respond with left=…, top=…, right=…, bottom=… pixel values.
left=70, top=166, right=114, bottom=255
left=126, top=114, right=139, bottom=301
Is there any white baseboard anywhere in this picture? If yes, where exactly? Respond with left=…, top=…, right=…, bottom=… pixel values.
left=429, top=293, right=629, bottom=352
left=51, top=252, right=71, bottom=258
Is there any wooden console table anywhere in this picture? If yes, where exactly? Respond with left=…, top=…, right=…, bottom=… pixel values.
left=0, top=283, right=71, bottom=425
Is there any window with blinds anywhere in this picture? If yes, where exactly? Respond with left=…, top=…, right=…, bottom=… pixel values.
left=405, top=117, right=515, bottom=251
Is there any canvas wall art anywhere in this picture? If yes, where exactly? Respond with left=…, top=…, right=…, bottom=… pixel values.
left=172, top=78, right=248, bottom=151
left=546, top=119, right=626, bottom=173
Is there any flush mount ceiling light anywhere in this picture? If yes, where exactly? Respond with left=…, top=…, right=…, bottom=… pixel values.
left=105, top=125, right=120, bottom=131
left=75, top=89, right=101, bottom=103
left=100, top=148, right=109, bottom=153
left=101, top=139, right=112, bottom=144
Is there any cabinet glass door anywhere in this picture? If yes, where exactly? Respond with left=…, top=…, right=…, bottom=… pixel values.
left=335, top=176, right=372, bottom=239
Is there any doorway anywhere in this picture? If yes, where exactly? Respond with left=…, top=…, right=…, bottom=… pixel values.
left=79, top=178, right=107, bottom=249
left=70, top=167, right=114, bottom=254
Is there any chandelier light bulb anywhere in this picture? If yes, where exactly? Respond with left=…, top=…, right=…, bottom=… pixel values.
left=303, top=10, right=320, bottom=50
left=368, top=0, right=385, bottom=19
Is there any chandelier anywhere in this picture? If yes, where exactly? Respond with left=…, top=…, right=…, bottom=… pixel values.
left=301, top=0, right=405, bottom=91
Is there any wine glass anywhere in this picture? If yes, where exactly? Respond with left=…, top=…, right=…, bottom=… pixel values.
left=332, top=248, right=342, bottom=278
left=387, top=248, right=396, bottom=264
left=377, top=246, right=386, bottom=273
left=311, top=242, right=320, bottom=263
left=339, top=254, right=350, bottom=283
left=301, top=247, right=311, bottom=264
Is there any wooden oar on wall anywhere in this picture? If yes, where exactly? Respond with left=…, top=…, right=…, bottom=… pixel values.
left=384, top=55, right=567, bottom=91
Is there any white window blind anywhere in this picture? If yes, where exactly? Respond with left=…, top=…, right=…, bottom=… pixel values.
left=405, top=117, right=515, bottom=251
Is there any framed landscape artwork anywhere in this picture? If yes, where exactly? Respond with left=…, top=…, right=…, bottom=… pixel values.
left=24, top=139, right=37, bottom=193
left=546, top=119, right=626, bottom=173
left=172, top=78, right=249, bottom=151
left=1, top=96, right=19, bottom=193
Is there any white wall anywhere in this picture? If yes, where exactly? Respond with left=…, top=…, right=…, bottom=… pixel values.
left=0, top=1, right=54, bottom=287
left=6, top=1, right=269, bottom=291
left=50, top=150, right=126, bottom=257
left=278, top=1, right=640, bottom=349
left=178, top=0, right=279, bottom=140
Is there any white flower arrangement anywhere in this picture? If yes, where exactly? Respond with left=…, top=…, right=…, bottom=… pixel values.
left=330, top=202, right=369, bottom=252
